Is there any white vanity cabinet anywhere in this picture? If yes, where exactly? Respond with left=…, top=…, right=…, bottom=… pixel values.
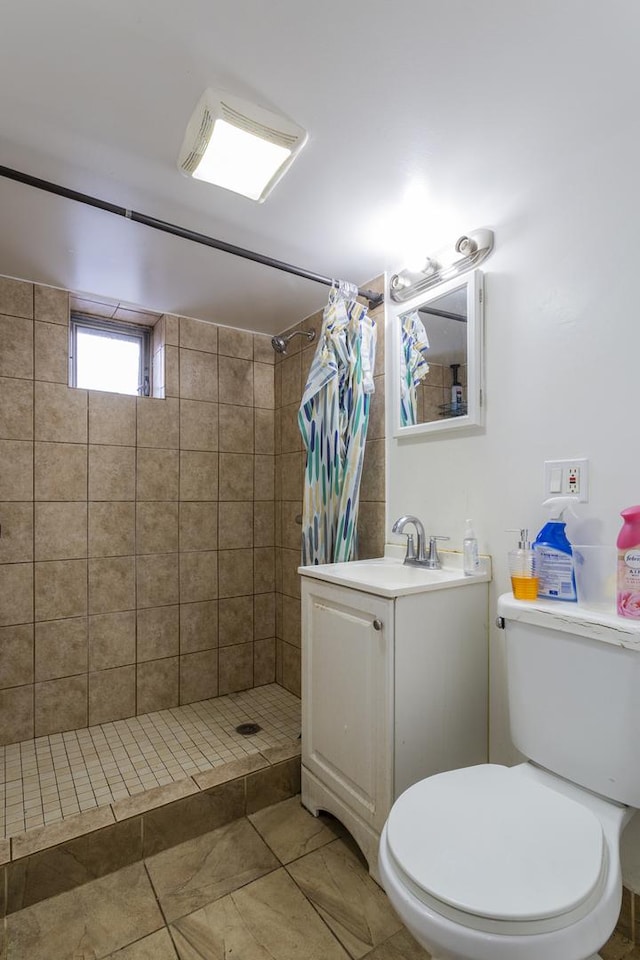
left=300, top=557, right=490, bottom=878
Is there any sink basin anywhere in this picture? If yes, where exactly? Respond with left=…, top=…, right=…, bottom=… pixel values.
left=298, top=555, right=490, bottom=598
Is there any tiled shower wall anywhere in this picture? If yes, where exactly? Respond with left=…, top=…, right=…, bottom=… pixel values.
left=274, top=278, right=386, bottom=696
left=0, top=274, right=277, bottom=745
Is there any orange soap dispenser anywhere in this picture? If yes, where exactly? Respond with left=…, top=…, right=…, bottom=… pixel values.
left=508, top=528, right=538, bottom=600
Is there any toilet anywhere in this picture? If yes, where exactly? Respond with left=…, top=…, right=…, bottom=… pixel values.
left=378, top=593, right=640, bottom=960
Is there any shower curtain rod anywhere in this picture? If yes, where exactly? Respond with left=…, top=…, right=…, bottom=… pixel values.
left=0, top=165, right=384, bottom=309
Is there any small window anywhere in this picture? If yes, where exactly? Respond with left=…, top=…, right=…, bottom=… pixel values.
left=70, top=315, right=151, bottom=396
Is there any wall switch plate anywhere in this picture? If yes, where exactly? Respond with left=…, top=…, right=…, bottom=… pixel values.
left=544, top=458, right=589, bottom=502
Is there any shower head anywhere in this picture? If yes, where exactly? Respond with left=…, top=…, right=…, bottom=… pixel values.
left=270, top=329, right=316, bottom=355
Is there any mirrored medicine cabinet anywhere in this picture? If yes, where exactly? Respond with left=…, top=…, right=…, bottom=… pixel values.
left=391, top=269, right=485, bottom=438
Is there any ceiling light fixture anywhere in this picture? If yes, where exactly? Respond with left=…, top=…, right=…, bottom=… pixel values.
left=177, top=89, right=308, bottom=203
left=389, top=228, right=494, bottom=302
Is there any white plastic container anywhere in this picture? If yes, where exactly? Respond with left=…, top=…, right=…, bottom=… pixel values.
left=572, top=545, right=617, bottom=611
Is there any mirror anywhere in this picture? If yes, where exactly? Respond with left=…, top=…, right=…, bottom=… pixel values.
left=392, top=269, right=484, bottom=437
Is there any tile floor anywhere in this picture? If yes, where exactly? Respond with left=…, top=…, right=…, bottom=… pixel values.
left=1, top=793, right=636, bottom=960
left=0, top=685, right=300, bottom=838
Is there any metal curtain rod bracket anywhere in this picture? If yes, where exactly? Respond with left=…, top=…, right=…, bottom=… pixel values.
left=0, top=165, right=384, bottom=310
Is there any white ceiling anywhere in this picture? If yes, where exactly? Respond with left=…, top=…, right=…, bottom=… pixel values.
left=0, top=0, right=637, bottom=334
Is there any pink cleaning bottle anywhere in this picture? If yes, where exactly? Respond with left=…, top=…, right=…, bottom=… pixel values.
left=617, top=506, right=640, bottom=619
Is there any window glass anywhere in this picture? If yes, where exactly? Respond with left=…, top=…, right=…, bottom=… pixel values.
left=70, top=317, right=150, bottom=396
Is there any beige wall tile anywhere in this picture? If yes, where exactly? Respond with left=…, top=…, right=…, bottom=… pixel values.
left=0, top=562, right=33, bottom=625
left=281, top=501, right=303, bottom=551
left=137, top=605, right=179, bottom=661
left=34, top=285, right=68, bottom=325
left=254, top=455, right=275, bottom=501
left=218, top=643, right=253, bottom=695
left=254, top=408, right=274, bottom=455
left=35, top=559, right=87, bottom=621
left=218, top=403, right=254, bottom=453
left=179, top=600, right=218, bottom=653
left=179, top=450, right=217, bottom=501
left=35, top=675, right=87, bottom=735
left=35, top=382, right=87, bottom=443
left=254, top=363, right=275, bottom=409
left=218, top=327, right=253, bottom=359
left=88, top=501, right=135, bottom=557
left=219, top=357, right=253, bottom=405
left=179, top=349, right=218, bottom=402
left=88, top=556, right=135, bottom=614
left=0, top=439, right=33, bottom=500
left=0, top=315, right=33, bottom=379
left=0, top=623, right=34, bottom=688
left=34, top=321, right=68, bottom=383
left=281, top=641, right=302, bottom=697
left=88, top=391, right=136, bottom=445
left=136, top=397, right=179, bottom=448
left=179, top=649, right=218, bottom=704
left=179, top=399, right=218, bottom=452
left=218, top=548, right=253, bottom=599
left=136, top=501, right=178, bottom=554
left=360, top=438, right=385, bottom=502
left=89, top=610, right=136, bottom=671
left=253, top=334, right=276, bottom=365
left=280, top=403, right=302, bottom=453
left=0, top=685, right=33, bottom=744
left=35, top=502, right=87, bottom=560
left=179, top=502, right=217, bottom=552
left=218, top=500, right=253, bottom=550
left=35, top=442, right=87, bottom=500
left=280, top=355, right=301, bottom=406
left=179, top=317, right=218, bottom=353
left=165, top=345, right=179, bottom=397
left=162, top=314, right=179, bottom=346
left=179, top=551, right=218, bottom=603
left=254, top=547, right=276, bottom=593
left=219, top=595, right=253, bottom=646
left=281, top=549, right=301, bottom=599
left=0, top=377, right=33, bottom=440
left=0, top=277, right=33, bottom=319
left=35, top=617, right=87, bottom=681
left=136, top=448, right=178, bottom=501
left=254, top=502, right=275, bottom=547
left=282, top=595, right=301, bottom=647
left=279, top=452, right=303, bottom=501
left=356, top=501, right=386, bottom=560
left=89, top=665, right=136, bottom=725
left=137, top=553, right=179, bottom=608
left=254, top=637, right=276, bottom=686
left=137, top=657, right=179, bottom=713
left=219, top=453, right=253, bottom=500
left=254, top=593, right=275, bottom=640
left=0, top=502, right=33, bottom=563
left=367, top=375, right=385, bottom=441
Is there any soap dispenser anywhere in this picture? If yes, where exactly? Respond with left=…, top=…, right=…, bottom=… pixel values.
left=508, top=528, right=538, bottom=600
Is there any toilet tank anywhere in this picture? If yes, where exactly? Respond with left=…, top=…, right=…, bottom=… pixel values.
left=498, top=594, right=640, bottom=807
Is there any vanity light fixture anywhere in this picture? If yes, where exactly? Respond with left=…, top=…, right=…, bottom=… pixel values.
left=390, top=228, right=494, bottom=302
left=177, top=89, right=308, bottom=202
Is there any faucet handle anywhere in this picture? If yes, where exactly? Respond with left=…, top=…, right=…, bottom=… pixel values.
left=426, top=535, right=450, bottom=569
left=402, top=533, right=417, bottom=562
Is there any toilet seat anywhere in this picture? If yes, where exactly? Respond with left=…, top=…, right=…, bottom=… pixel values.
left=386, top=765, right=608, bottom=935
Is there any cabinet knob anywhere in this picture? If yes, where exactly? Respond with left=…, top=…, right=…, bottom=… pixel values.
left=373, top=618, right=383, bottom=631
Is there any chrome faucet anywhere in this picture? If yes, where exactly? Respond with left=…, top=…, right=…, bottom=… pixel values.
left=392, top=515, right=449, bottom=569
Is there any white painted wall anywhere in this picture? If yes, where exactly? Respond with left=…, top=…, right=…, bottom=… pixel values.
left=385, top=127, right=640, bottom=761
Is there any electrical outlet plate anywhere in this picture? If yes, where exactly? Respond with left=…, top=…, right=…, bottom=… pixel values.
left=543, top=458, right=589, bottom=503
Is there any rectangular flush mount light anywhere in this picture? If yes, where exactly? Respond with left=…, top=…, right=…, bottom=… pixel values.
left=177, top=89, right=307, bottom=202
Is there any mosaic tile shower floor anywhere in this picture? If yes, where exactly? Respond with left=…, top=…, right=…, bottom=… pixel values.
left=0, top=684, right=300, bottom=839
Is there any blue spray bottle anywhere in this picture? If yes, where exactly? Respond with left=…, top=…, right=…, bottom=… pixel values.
left=533, top=496, right=579, bottom=601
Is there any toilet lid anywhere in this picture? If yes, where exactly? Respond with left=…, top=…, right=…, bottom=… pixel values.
left=386, top=765, right=606, bottom=923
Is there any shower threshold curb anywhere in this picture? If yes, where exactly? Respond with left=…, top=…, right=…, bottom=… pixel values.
left=1, top=741, right=301, bottom=915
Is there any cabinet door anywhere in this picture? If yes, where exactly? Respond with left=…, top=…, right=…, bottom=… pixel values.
left=301, top=579, right=393, bottom=830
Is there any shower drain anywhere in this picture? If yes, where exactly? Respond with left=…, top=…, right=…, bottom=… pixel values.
left=235, top=722, right=262, bottom=736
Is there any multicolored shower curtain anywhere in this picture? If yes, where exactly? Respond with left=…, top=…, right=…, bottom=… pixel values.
left=298, top=283, right=377, bottom=565
left=399, top=310, right=430, bottom=426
